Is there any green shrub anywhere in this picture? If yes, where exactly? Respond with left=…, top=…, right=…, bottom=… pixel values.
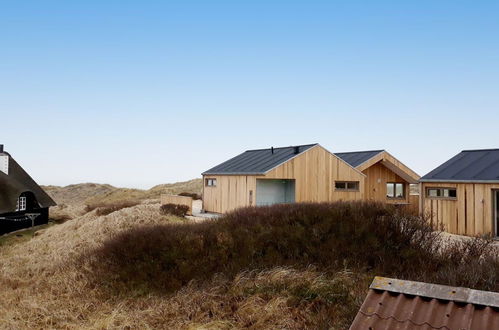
left=85, top=202, right=499, bottom=295
left=160, top=203, right=190, bottom=217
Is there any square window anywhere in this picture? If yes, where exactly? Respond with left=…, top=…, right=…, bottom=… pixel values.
left=387, top=183, right=404, bottom=198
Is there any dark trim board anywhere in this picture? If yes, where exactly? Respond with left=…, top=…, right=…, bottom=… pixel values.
left=494, top=190, right=499, bottom=238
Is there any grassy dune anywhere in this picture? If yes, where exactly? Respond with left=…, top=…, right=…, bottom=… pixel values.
left=0, top=201, right=497, bottom=329
left=43, top=178, right=202, bottom=220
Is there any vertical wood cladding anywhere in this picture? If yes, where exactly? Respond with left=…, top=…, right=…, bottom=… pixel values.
left=203, top=145, right=365, bottom=213
left=421, top=182, right=499, bottom=236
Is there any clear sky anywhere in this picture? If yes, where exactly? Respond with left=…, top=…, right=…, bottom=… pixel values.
left=1, top=1, right=498, bottom=188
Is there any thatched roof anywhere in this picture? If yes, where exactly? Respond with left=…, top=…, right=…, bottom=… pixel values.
left=0, top=151, right=56, bottom=214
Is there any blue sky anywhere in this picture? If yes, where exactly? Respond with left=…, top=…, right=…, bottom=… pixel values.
left=1, top=1, right=498, bottom=188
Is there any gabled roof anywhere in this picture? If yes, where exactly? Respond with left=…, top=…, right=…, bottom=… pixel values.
left=202, top=144, right=318, bottom=175
left=351, top=276, right=499, bottom=329
left=421, top=148, right=499, bottom=182
left=0, top=151, right=56, bottom=214
left=336, top=150, right=420, bottom=183
left=334, top=150, right=384, bottom=168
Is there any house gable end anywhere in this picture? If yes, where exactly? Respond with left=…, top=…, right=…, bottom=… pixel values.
left=356, top=151, right=420, bottom=183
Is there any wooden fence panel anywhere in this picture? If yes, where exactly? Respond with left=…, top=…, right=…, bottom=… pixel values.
left=161, top=194, right=193, bottom=215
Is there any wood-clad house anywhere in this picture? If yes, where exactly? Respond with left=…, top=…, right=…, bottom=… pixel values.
left=420, top=148, right=499, bottom=237
left=0, top=144, right=56, bottom=235
left=202, top=144, right=365, bottom=213
left=335, top=150, right=420, bottom=207
left=201, top=144, right=420, bottom=214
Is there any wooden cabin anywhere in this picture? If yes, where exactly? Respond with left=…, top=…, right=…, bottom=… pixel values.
left=202, top=144, right=365, bottom=213
left=0, top=144, right=56, bottom=235
left=201, top=144, right=420, bottom=214
left=335, top=150, right=420, bottom=209
left=420, top=148, right=499, bottom=237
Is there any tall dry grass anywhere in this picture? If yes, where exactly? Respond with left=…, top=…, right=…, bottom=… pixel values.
left=0, top=202, right=364, bottom=329
left=85, top=200, right=140, bottom=216
left=0, top=201, right=497, bottom=329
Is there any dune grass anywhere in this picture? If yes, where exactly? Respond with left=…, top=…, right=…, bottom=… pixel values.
left=0, top=201, right=497, bottom=329
left=0, top=223, right=53, bottom=248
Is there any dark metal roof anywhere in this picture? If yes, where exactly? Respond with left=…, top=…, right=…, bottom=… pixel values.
left=421, top=148, right=499, bottom=182
left=351, top=277, right=499, bottom=329
left=202, top=144, right=318, bottom=175
left=334, top=150, right=384, bottom=168
left=0, top=151, right=56, bottom=214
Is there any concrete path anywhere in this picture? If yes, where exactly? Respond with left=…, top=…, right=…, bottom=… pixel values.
left=186, top=200, right=221, bottom=221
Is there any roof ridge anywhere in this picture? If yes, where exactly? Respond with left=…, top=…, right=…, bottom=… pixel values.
left=246, top=143, right=318, bottom=152
left=370, top=276, right=499, bottom=308
left=462, top=148, right=499, bottom=152
left=202, top=144, right=319, bottom=175
left=335, top=150, right=385, bottom=155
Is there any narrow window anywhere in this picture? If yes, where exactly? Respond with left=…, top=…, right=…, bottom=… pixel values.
left=387, top=183, right=394, bottom=198
left=426, top=188, right=457, bottom=199
left=335, top=181, right=359, bottom=191
left=19, top=196, right=27, bottom=211
left=387, top=183, right=405, bottom=199
left=205, top=178, right=217, bottom=187
left=395, top=183, right=404, bottom=198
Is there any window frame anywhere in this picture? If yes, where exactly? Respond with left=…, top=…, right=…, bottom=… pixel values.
left=205, top=178, right=217, bottom=187
left=386, top=182, right=406, bottom=199
left=335, top=181, right=360, bottom=192
left=18, top=196, right=27, bottom=211
left=426, top=187, right=457, bottom=200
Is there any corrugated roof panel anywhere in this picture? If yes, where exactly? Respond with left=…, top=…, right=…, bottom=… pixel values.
left=335, top=150, right=384, bottom=168
left=202, top=144, right=318, bottom=175
left=421, top=149, right=499, bottom=182
left=350, top=277, right=499, bottom=330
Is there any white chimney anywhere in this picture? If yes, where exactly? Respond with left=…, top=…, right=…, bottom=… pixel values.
left=0, top=145, right=8, bottom=174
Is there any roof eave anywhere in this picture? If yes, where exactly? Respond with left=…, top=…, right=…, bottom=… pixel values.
left=201, top=143, right=320, bottom=176
left=202, top=172, right=266, bottom=176
left=420, top=179, right=499, bottom=184
left=203, top=144, right=367, bottom=178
